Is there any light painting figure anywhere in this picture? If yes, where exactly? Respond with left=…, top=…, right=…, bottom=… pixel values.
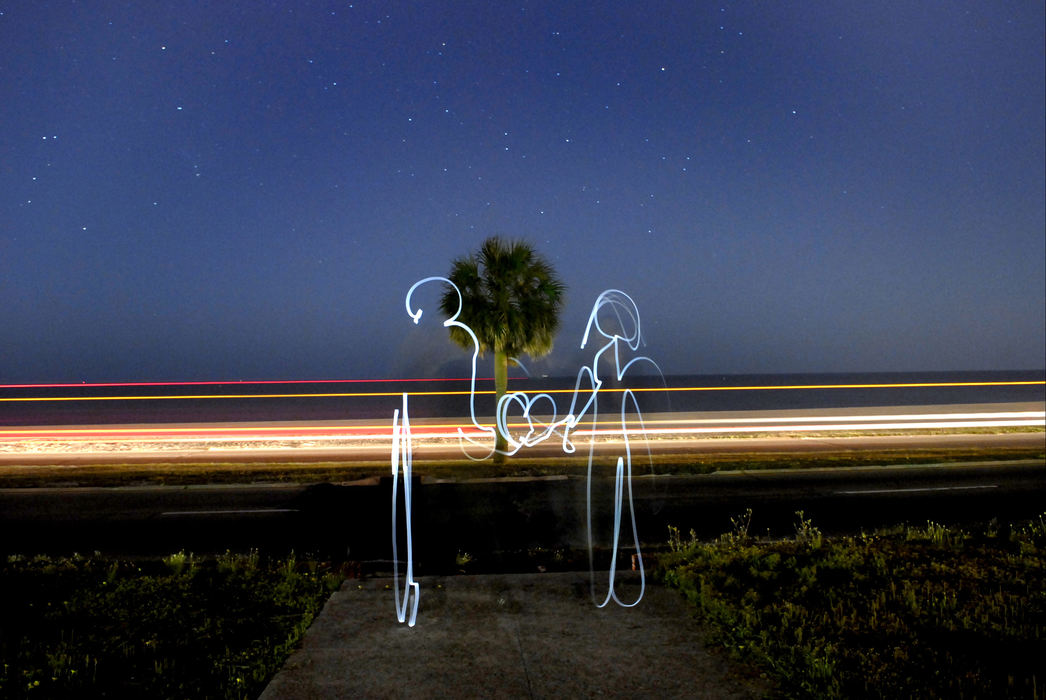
left=394, top=279, right=663, bottom=624
left=567, top=290, right=660, bottom=607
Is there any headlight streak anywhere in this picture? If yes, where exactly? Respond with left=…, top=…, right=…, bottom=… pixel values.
left=2, top=412, right=1042, bottom=445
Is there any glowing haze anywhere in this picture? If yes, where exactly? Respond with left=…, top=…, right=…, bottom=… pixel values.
left=1, top=2, right=1043, bottom=382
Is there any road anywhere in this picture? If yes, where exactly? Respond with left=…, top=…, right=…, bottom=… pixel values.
left=2, top=402, right=1041, bottom=562
left=2, top=460, right=1042, bottom=565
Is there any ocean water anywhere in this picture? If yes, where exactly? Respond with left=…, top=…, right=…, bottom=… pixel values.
left=1, top=370, right=1043, bottom=427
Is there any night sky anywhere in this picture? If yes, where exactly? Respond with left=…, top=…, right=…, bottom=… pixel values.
left=2, top=2, right=1043, bottom=383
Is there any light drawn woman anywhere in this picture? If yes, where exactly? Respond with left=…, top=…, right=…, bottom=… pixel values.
left=565, top=290, right=663, bottom=608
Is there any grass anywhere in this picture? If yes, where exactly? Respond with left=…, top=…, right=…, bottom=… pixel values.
left=0, top=551, right=345, bottom=699
left=659, top=512, right=1046, bottom=699
left=1, top=444, right=1042, bottom=487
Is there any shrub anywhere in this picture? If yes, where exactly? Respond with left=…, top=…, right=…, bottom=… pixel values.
left=0, top=552, right=343, bottom=699
left=660, top=514, right=1046, bottom=699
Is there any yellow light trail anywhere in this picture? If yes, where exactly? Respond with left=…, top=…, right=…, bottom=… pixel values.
left=0, top=380, right=1041, bottom=402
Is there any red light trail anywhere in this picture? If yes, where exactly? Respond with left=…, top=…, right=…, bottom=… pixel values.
left=0, top=380, right=1040, bottom=403
left=0, top=377, right=495, bottom=389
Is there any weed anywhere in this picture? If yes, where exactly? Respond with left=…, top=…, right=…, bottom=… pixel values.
left=660, top=515, right=1046, bottom=699
left=162, top=550, right=196, bottom=575
left=667, top=524, right=699, bottom=554
left=1021, top=512, right=1046, bottom=540
left=793, top=510, right=823, bottom=550
left=717, top=507, right=753, bottom=549
left=667, top=524, right=682, bottom=552
left=905, top=520, right=971, bottom=550
left=0, top=552, right=344, bottom=698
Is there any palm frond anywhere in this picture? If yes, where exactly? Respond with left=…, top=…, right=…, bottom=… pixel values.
left=443, top=236, right=565, bottom=359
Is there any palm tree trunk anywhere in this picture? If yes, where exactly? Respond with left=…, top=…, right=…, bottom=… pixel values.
left=493, top=348, right=508, bottom=463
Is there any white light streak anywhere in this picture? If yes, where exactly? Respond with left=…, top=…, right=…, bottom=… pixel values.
left=1, top=412, right=1039, bottom=454
left=836, top=485, right=999, bottom=495
left=391, top=394, right=419, bottom=627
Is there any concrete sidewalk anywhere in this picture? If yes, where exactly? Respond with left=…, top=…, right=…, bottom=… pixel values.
left=260, top=571, right=769, bottom=699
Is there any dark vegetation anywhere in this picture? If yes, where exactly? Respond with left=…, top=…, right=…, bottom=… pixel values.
left=0, top=551, right=344, bottom=699
left=3, top=511, right=1044, bottom=698
left=659, top=511, right=1046, bottom=699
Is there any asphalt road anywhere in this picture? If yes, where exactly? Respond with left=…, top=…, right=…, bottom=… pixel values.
left=2, top=459, right=1043, bottom=566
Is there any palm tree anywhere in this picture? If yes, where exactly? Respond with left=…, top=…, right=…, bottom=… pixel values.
left=440, top=236, right=565, bottom=458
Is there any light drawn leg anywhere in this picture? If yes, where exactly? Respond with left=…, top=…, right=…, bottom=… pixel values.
left=391, top=393, right=419, bottom=627
left=591, top=390, right=646, bottom=608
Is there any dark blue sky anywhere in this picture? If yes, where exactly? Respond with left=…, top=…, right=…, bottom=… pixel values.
left=2, top=2, right=1044, bottom=382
